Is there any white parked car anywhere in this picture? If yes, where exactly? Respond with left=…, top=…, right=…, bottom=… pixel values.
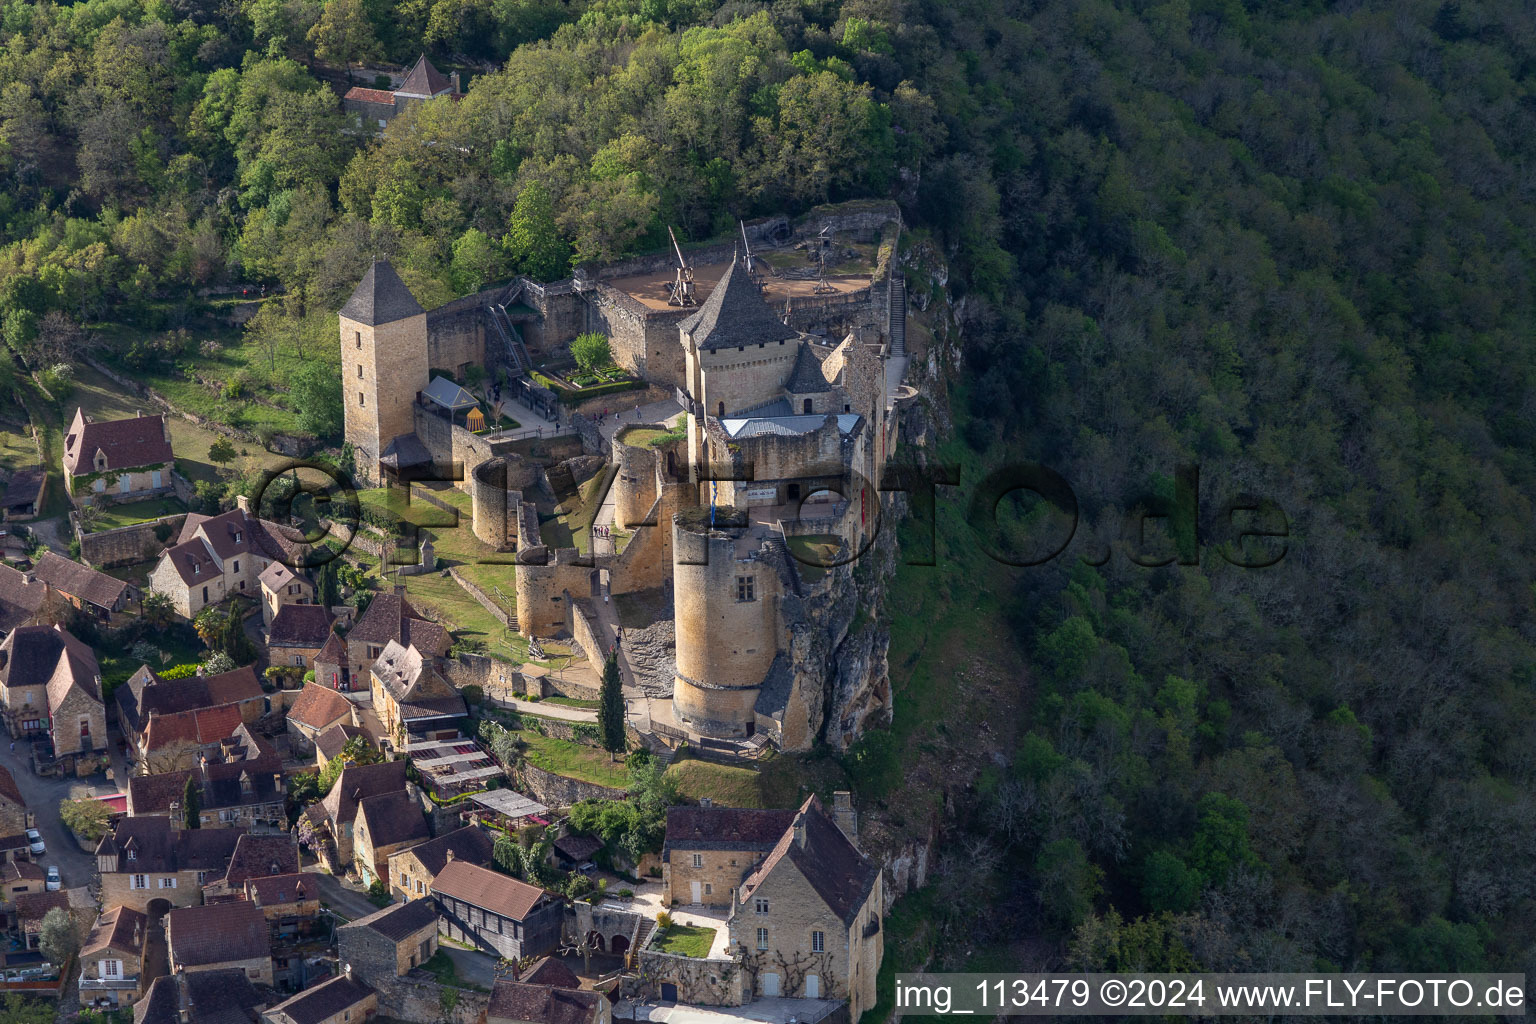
left=44, top=866, right=59, bottom=892
left=25, top=829, right=43, bottom=856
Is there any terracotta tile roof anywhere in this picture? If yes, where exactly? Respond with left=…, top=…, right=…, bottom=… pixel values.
left=0, top=765, right=25, bottom=810
left=736, top=796, right=879, bottom=926
left=269, top=604, right=334, bottom=648
left=316, top=631, right=346, bottom=665
left=142, top=701, right=243, bottom=753
left=136, top=970, right=265, bottom=1024
left=34, top=552, right=131, bottom=611
left=0, top=624, right=98, bottom=693
left=14, top=890, right=68, bottom=922
left=264, top=974, right=374, bottom=1024
left=340, top=896, right=439, bottom=942
left=488, top=980, right=603, bottom=1024
left=62, top=407, right=171, bottom=476
left=120, top=665, right=265, bottom=737
left=288, top=682, right=353, bottom=732
left=258, top=561, right=298, bottom=591
left=2, top=860, right=43, bottom=881
left=392, top=824, right=493, bottom=877
left=344, top=85, right=397, bottom=104
left=81, top=905, right=146, bottom=957
left=339, top=260, right=423, bottom=327
left=662, top=805, right=797, bottom=855
left=357, top=789, right=429, bottom=848
left=245, top=872, right=311, bottom=906
left=678, top=256, right=798, bottom=352
left=161, top=536, right=220, bottom=586
left=552, top=834, right=602, bottom=863
left=431, top=860, right=551, bottom=922
left=166, top=900, right=269, bottom=968
left=222, top=833, right=299, bottom=886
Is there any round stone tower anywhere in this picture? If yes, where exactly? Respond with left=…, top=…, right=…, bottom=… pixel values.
left=672, top=508, right=777, bottom=738
left=611, top=427, right=663, bottom=529
left=471, top=455, right=537, bottom=551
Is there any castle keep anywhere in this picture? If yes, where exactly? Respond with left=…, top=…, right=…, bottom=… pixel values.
left=340, top=202, right=910, bottom=753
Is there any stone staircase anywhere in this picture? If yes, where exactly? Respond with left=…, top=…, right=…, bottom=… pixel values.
left=889, top=274, right=907, bottom=355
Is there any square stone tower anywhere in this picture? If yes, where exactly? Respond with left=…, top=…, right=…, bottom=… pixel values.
left=339, top=260, right=429, bottom=486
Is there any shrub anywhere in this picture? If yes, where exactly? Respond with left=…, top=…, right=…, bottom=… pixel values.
left=656, top=910, right=674, bottom=929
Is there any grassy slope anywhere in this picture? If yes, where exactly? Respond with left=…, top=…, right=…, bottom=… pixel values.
left=519, top=731, right=629, bottom=789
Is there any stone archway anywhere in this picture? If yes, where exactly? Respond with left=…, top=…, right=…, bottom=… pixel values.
left=610, top=934, right=630, bottom=957
left=661, top=982, right=678, bottom=1002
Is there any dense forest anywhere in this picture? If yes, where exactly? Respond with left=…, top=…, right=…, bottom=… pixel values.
left=3, top=0, right=1536, bottom=990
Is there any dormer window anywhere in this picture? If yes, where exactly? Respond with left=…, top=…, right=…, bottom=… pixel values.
left=126, top=849, right=135, bottom=862
left=192, top=564, right=200, bottom=575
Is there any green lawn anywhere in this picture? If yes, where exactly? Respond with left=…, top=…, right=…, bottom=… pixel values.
left=785, top=534, right=841, bottom=582
left=542, top=695, right=600, bottom=709
left=0, top=420, right=37, bottom=475
left=651, top=925, right=716, bottom=958
left=552, top=465, right=615, bottom=554
left=518, top=731, right=629, bottom=789
left=665, top=759, right=767, bottom=808
left=85, top=497, right=186, bottom=533
left=98, top=629, right=206, bottom=701
left=616, top=426, right=676, bottom=448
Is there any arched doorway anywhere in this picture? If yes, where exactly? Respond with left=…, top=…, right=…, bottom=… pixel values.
left=146, top=898, right=172, bottom=917
left=610, top=934, right=630, bottom=957
left=661, top=982, right=678, bottom=1002
left=717, top=401, right=725, bottom=417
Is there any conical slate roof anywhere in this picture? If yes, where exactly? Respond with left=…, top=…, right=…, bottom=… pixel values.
left=679, top=257, right=799, bottom=351
left=397, top=54, right=453, bottom=98
left=784, top=341, right=832, bottom=393
left=339, top=260, right=424, bottom=326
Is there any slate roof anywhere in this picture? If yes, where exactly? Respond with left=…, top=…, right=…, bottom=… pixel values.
left=166, top=900, right=269, bottom=968
left=269, top=603, right=335, bottom=647
left=736, top=795, right=879, bottom=927
left=315, top=722, right=364, bottom=760
left=397, top=54, right=453, bottom=97
left=720, top=413, right=860, bottom=439
left=662, top=805, right=797, bottom=855
left=342, top=896, right=440, bottom=942
left=431, top=860, right=550, bottom=922
left=372, top=639, right=465, bottom=721
left=34, top=552, right=132, bottom=611
left=339, top=260, right=424, bottom=326
left=522, top=957, right=581, bottom=988
left=221, top=832, right=300, bottom=886
left=679, top=256, right=798, bottom=352
left=423, top=376, right=479, bottom=412
left=552, top=834, right=602, bottom=864
left=289, top=682, right=353, bottom=732
left=784, top=341, right=833, bottom=393
left=63, top=408, right=172, bottom=476
left=1, top=467, right=44, bottom=509
left=488, top=980, right=604, bottom=1024
left=95, top=816, right=244, bottom=874
left=82, top=905, right=146, bottom=957
left=393, top=824, right=493, bottom=876
left=245, top=872, right=311, bottom=906
left=357, top=788, right=429, bottom=848
left=0, top=563, right=47, bottom=633
left=127, top=751, right=283, bottom=818
left=380, top=432, right=433, bottom=471
left=264, top=974, right=375, bottom=1024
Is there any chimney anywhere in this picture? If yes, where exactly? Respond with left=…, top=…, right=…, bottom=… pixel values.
left=445, top=849, right=455, bottom=863
left=344, top=962, right=353, bottom=981
left=792, top=813, right=807, bottom=849
left=176, top=970, right=190, bottom=1024
left=393, top=584, right=406, bottom=596
left=133, top=920, right=142, bottom=947
left=236, top=494, right=250, bottom=514
left=20, top=572, right=33, bottom=585
left=831, top=791, right=857, bottom=842
left=273, top=773, right=285, bottom=795
left=699, top=797, right=712, bottom=809
left=449, top=71, right=461, bottom=94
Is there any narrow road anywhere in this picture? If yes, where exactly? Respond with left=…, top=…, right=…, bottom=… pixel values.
left=0, top=741, right=100, bottom=889
left=300, top=865, right=378, bottom=922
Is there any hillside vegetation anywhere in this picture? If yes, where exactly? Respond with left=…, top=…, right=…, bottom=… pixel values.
left=1, top=0, right=1534, bottom=988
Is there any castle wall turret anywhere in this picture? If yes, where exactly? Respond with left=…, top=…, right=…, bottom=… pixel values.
left=672, top=510, right=778, bottom=738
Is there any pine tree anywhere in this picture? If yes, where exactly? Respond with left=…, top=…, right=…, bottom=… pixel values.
left=598, top=653, right=626, bottom=761
left=182, top=774, right=202, bottom=829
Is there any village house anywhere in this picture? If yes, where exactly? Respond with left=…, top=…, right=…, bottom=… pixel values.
left=0, top=562, right=49, bottom=632
left=342, top=590, right=448, bottom=689
left=136, top=701, right=245, bottom=774
left=387, top=824, right=493, bottom=901
left=0, top=623, right=107, bottom=769
left=287, top=682, right=356, bottom=757
left=369, top=639, right=465, bottom=745
left=15, top=890, right=68, bottom=952
left=268, top=603, right=335, bottom=672
left=32, top=552, right=136, bottom=623
left=315, top=723, right=367, bottom=769
left=259, top=561, right=314, bottom=626
left=136, top=969, right=265, bottom=1024
left=724, top=796, right=882, bottom=1016
left=262, top=971, right=378, bottom=1024
left=0, top=860, right=45, bottom=905
left=352, top=788, right=429, bottom=886
left=116, top=663, right=266, bottom=751
left=126, top=727, right=283, bottom=824
left=166, top=899, right=274, bottom=984
left=306, top=759, right=410, bottom=871
left=661, top=801, right=797, bottom=908
left=146, top=501, right=306, bottom=619
left=95, top=816, right=243, bottom=911
left=488, top=967, right=611, bottom=1024
left=342, top=53, right=461, bottom=132
left=201, top=833, right=301, bottom=902
left=431, top=859, right=562, bottom=961
left=245, top=873, right=321, bottom=944
left=313, top=631, right=348, bottom=691
left=62, top=408, right=174, bottom=504
left=337, top=898, right=441, bottom=982
left=78, top=904, right=147, bottom=1009
left=0, top=766, right=31, bottom=835
left=1, top=466, right=46, bottom=521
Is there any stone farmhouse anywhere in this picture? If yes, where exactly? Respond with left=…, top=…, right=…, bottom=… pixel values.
left=342, top=54, right=461, bottom=132
left=62, top=408, right=174, bottom=505
left=351, top=787, right=430, bottom=886
left=338, top=897, right=442, bottom=980
left=662, top=801, right=797, bottom=908
left=305, top=759, right=410, bottom=872
left=263, top=972, right=377, bottom=1024
left=0, top=623, right=107, bottom=770
left=369, top=638, right=465, bottom=745
left=116, top=663, right=266, bottom=749
left=126, top=745, right=286, bottom=827
left=341, top=589, right=448, bottom=689
left=147, top=502, right=307, bottom=619
left=267, top=603, right=336, bottom=672
left=32, top=551, right=136, bottom=623
left=259, top=561, right=314, bottom=625
left=336, top=202, right=908, bottom=756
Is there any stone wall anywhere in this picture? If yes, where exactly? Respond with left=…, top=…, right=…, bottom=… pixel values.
left=445, top=567, right=513, bottom=628
left=77, top=513, right=188, bottom=568
left=633, top=948, right=746, bottom=1007
left=567, top=598, right=606, bottom=674
left=371, top=973, right=489, bottom=1024
left=512, top=759, right=625, bottom=807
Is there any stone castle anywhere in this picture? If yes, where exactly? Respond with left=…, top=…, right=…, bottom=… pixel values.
left=338, top=202, right=912, bottom=753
